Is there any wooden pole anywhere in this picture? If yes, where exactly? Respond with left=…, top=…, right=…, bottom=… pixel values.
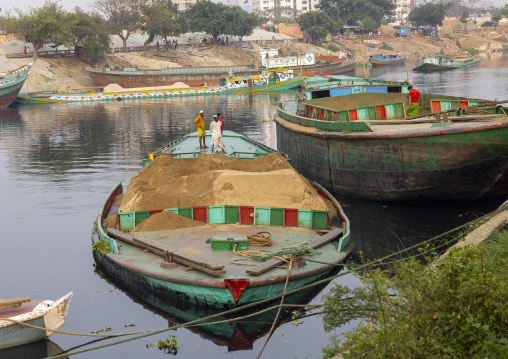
left=404, top=34, right=409, bottom=82
left=361, top=41, right=367, bottom=79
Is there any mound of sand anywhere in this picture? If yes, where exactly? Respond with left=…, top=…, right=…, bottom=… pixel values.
left=133, top=210, right=207, bottom=232
left=120, top=153, right=328, bottom=212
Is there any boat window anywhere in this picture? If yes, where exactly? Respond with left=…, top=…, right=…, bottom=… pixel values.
left=311, top=90, right=331, bottom=99
left=386, top=86, right=401, bottom=93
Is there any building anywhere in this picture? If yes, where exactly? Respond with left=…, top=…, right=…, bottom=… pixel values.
left=252, top=0, right=320, bottom=19
left=160, top=0, right=196, bottom=11
left=393, top=0, right=415, bottom=25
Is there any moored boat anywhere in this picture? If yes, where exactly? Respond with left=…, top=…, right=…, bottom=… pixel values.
left=369, top=54, right=406, bottom=67
left=0, top=63, right=32, bottom=108
left=276, top=92, right=508, bottom=202
left=86, top=65, right=260, bottom=88
left=0, top=292, right=73, bottom=349
left=413, top=51, right=480, bottom=72
left=93, top=131, right=352, bottom=309
left=18, top=69, right=306, bottom=104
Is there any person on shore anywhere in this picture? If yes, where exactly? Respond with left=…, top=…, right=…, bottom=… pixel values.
left=406, top=85, right=421, bottom=117
left=130, top=42, right=134, bottom=52
left=156, top=41, right=159, bottom=51
left=111, top=45, right=115, bottom=54
left=295, top=85, right=306, bottom=116
left=210, top=115, right=226, bottom=153
left=194, top=110, right=208, bottom=148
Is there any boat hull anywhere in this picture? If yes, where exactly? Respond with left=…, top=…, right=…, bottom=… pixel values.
left=370, top=58, right=405, bottom=67
left=0, top=64, right=32, bottom=108
left=293, top=61, right=355, bottom=76
left=413, top=60, right=480, bottom=72
left=86, top=66, right=260, bottom=88
left=275, top=113, right=508, bottom=202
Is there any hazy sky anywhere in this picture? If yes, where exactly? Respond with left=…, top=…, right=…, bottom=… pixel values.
left=4, top=0, right=91, bottom=12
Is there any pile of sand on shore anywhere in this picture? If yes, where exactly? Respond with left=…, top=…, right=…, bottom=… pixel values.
left=133, top=210, right=207, bottom=232
left=119, top=153, right=328, bottom=212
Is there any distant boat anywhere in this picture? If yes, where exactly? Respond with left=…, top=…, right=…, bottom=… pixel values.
left=369, top=54, right=406, bottom=67
left=413, top=51, right=480, bottom=72
left=0, top=63, right=32, bottom=108
left=0, top=293, right=73, bottom=349
left=17, top=69, right=306, bottom=104
left=85, top=65, right=261, bottom=88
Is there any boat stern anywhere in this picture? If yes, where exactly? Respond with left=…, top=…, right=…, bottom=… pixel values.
left=42, top=292, right=73, bottom=337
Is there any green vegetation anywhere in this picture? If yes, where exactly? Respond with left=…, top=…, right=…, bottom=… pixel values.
left=273, top=17, right=297, bottom=25
left=147, top=335, right=179, bottom=355
left=92, top=240, right=111, bottom=257
left=318, top=0, right=396, bottom=29
left=408, top=2, right=453, bottom=27
left=91, top=326, right=112, bottom=334
left=67, top=9, right=110, bottom=63
left=381, top=42, right=393, bottom=51
left=321, top=229, right=508, bottom=358
left=491, top=11, right=502, bottom=24
left=461, top=10, right=469, bottom=23
left=297, top=11, right=337, bottom=42
left=186, top=0, right=263, bottom=44
left=140, top=0, right=181, bottom=50
left=501, top=4, right=508, bottom=18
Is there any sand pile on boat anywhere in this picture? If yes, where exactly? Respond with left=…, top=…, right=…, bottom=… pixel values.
left=120, top=153, right=328, bottom=212
left=133, top=210, right=207, bottom=232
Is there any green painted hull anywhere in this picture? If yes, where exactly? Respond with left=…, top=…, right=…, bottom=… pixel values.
left=276, top=108, right=508, bottom=202
left=93, top=130, right=352, bottom=309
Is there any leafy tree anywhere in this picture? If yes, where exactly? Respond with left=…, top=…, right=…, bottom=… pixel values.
left=186, top=0, right=260, bottom=44
left=408, top=2, right=453, bottom=27
left=501, top=4, right=508, bottom=18
left=360, top=15, right=378, bottom=32
left=297, top=11, right=336, bottom=41
left=273, top=17, right=297, bottom=25
left=140, top=0, right=181, bottom=50
left=461, top=10, right=469, bottom=23
left=317, top=0, right=395, bottom=29
left=491, top=11, right=502, bottom=24
left=67, top=8, right=110, bottom=63
left=6, top=0, right=70, bottom=59
left=321, top=232, right=508, bottom=358
left=91, top=0, right=143, bottom=52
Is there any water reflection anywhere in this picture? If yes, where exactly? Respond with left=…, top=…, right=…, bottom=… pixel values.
left=0, top=339, right=68, bottom=359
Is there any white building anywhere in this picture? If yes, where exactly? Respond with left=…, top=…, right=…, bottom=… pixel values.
left=252, top=0, right=320, bottom=18
left=393, top=0, right=415, bottom=25
left=160, top=0, right=196, bottom=11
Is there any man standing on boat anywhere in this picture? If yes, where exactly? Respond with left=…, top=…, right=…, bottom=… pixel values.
left=210, top=115, right=226, bottom=153
left=194, top=110, right=208, bottom=149
left=406, top=85, right=421, bottom=117
left=295, top=85, right=306, bottom=116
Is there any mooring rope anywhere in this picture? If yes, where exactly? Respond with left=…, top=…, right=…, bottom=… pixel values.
left=44, top=202, right=508, bottom=359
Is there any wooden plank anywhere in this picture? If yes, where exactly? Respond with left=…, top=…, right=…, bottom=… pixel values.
left=0, top=297, right=31, bottom=311
left=246, top=227, right=342, bottom=276
left=107, top=229, right=225, bottom=276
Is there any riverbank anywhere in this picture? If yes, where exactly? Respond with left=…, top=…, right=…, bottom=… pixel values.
left=1, top=22, right=506, bottom=93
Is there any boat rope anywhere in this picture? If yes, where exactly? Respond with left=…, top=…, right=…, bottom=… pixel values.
left=247, top=231, right=273, bottom=246
left=256, top=259, right=293, bottom=359
left=45, top=203, right=508, bottom=359
left=232, top=242, right=321, bottom=265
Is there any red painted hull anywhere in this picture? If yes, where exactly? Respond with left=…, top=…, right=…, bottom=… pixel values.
left=85, top=66, right=260, bottom=88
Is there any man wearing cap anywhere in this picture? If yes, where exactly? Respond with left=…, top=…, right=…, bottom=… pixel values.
left=194, top=110, right=208, bottom=148
left=210, top=115, right=226, bottom=153
left=295, top=85, right=306, bottom=116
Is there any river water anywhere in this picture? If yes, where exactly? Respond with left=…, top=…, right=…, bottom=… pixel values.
left=0, top=53, right=506, bottom=359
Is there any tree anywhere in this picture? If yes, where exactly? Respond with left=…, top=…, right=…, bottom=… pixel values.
left=360, top=15, right=378, bottom=32
left=318, top=0, right=395, bottom=29
left=461, top=10, right=469, bottom=23
left=67, top=8, right=110, bottom=63
left=491, top=11, right=502, bottom=24
left=6, top=0, right=70, bottom=59
left=140, top=0, right=181, bottom=50
left=91, top=0, right=143, bottom=52
left=408, top=2, right=453, bottom=27
left=186, top=0, right=261, bottom=44
left=501, top=4, right=508, bottom=18
left=297, top=11, right=336, bottom=41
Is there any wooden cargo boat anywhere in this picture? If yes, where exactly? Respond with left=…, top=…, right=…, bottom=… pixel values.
left=18, top=69, right=305, bottom=104
left=276, top=92, right=508, bottom=201
left=85, top=65, right=261, bottom=88
left=0, top=63, right=32, bottom=108
left=413, top=51, right=480, bottom=72
left=302, top=75, right=410, bottom=100
left=0, top=293, right=73, bottom=349
left=93, top=131, right=352, bottom=309
left=369, top=54, right=406, bottom=67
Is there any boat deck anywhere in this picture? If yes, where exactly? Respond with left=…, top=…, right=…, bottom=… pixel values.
left=153, top=131, right=276, bottom=160
left=111, top=224, right=342, bottom=279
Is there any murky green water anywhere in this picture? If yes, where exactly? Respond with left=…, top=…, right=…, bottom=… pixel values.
left=0, top=54, right=506, bottom=359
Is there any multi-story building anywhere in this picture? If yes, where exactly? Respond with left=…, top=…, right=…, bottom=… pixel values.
left=252, top=0, right=320, bottom=19
left=159, top=0, right=196, bottom=11
left=393, top=0, right=415, bottom=25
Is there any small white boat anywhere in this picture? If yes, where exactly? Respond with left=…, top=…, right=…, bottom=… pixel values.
left=0, top=292, right=73, bottom=349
